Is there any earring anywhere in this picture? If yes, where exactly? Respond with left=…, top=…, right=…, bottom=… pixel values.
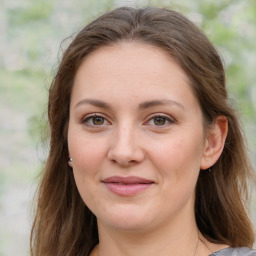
left=68, top=157, right=73, bottom=167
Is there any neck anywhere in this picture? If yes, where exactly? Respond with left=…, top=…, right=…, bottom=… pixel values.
left=95, top=213, right=200, bottom=256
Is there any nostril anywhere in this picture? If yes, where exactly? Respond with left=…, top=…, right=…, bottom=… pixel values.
left=109, top=157, right=138, bottom=167
left=107, top=137, right=145, bottom=166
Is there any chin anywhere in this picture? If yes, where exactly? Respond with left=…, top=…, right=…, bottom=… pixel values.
left=103, top=218, right=153, bottom=232
left=97, top=205, right=155, bottom=231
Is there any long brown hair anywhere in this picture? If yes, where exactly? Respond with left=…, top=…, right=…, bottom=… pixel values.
left=30, top=6, right=255, bottom=256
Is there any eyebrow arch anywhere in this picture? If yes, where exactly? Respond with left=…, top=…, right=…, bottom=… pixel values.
left=75, top=99, right=111, bottom=109
left=139, top=99, right=185, bottom=110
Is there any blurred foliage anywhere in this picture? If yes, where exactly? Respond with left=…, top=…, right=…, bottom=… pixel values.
left=0, top=0, right=255, bottom=184
left=0, top=0, right=255, bottom=138
left=0, top=0, right=255, bottom=181
left=0, top=0, right=255, bottom=255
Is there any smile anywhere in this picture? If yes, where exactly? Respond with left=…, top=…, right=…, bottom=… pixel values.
left=102, top=176, right=155, bottom=196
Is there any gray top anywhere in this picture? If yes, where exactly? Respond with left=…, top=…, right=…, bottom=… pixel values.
left=210, top=247, right=256, bottom=256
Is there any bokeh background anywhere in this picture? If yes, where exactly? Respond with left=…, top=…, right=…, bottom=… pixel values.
left=0, top=0, right=255, bottom=255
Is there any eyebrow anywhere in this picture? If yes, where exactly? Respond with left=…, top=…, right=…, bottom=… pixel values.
left=75, top=99, right=111, bottom=109
left=75, top=98, right=184, bottom=110
left=138, top=99, right=184, bottom=110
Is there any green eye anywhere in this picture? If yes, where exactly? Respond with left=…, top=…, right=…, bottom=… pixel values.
left=153, top=116, right=167, bottom=126
left=92, top=116, right=105, bottom=125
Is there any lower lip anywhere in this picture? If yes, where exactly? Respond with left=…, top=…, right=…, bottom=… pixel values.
left=103, top=183, right=153, bottom=196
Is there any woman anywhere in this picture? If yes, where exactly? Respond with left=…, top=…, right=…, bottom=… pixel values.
left=30, top=6, right=256, bottom=256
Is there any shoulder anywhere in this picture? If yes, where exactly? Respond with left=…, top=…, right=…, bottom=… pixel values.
left=211, top=247, right=256, bottom=256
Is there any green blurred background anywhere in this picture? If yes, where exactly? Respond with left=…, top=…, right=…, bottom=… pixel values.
left=0, top=0, right=255, bottom=255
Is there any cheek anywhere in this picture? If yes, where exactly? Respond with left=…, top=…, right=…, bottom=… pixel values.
left=68, top=132, right=108, bottom=202
left=151, top=133, right=204, bottom=185
left=68, top=131, right=107, bottom=173
left=70, top=145, right=104, bottom=212
left=153, top=137, right=203, bottom=213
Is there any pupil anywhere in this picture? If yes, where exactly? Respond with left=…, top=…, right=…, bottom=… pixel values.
left=154, top=117, right=166, bottom=125
left=93, top=117, right=104, bottom=125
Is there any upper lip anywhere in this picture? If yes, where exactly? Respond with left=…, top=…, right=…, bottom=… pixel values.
left=102, top=176, right=155, bottom=184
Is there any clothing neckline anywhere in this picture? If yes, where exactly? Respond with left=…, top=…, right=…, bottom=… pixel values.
left=210, top=247, right=231, bottom=255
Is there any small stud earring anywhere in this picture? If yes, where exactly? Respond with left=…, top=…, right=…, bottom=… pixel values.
left=68, top=157, right=73, bottom=167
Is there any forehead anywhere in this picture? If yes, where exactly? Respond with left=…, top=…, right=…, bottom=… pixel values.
left=78, top=42, right=187, bottom=76
left=71, top=42, right=199, bottom=110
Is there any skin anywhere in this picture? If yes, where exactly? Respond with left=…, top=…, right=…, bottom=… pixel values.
left=68, top=42, right=228, bottom=256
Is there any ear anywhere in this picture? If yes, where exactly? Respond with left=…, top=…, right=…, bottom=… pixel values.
left=200, top=116, right=228, bottom=170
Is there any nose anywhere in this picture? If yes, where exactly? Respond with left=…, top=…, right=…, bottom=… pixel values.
left=107, top=125, right=145, bottom=167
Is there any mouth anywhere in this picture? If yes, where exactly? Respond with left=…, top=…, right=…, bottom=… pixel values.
left=102, top=176, right=155, bottom=196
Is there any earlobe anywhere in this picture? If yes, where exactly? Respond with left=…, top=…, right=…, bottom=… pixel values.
left=68, top=157, right=73, bottom=168
left=200, top=116, right=228, bottom=170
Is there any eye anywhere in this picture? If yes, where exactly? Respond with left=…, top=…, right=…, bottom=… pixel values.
left=153, top=116, right=168, bottom=126
left=146, top=114, right=175, bottom=127
left=81, top=114, right=110, bottom=127
left=92, top=116, right=105, bottom=125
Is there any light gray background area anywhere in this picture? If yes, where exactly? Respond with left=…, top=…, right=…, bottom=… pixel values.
left=0, top=0, right=255, bottom=255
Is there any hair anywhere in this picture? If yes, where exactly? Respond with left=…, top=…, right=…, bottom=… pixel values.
left=30, top=6, right=255, bottom=256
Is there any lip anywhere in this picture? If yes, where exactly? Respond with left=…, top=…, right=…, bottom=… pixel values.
left=102, top=176, right=155, bottom=196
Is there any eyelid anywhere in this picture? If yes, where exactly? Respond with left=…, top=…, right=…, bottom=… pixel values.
left=80, top=112, right=175, bottom=127
left=145, top=113, right=176, bottom=126
left=81, top=113, right=111, bottom=126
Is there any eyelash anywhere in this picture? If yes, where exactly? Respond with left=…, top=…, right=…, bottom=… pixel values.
left=145, top=114, right=175, bottom=127
left=81, top=113, right=110, bottom=127
left=81, top=113, right=175, bottom=127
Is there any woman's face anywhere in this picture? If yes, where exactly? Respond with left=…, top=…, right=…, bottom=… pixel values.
left=68, top=42, right=209, bottom=232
